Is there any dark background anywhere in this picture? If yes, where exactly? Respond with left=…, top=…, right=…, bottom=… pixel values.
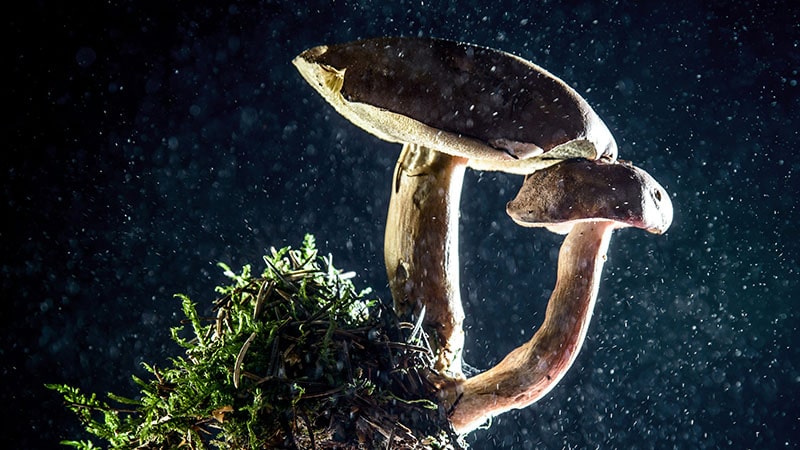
left=4, top=1, right=798, bottom=448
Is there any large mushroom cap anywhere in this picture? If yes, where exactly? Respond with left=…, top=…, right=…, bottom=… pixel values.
left=506, top=159, right=673, bottom=234
left=293, top=37, right=617, bottom=174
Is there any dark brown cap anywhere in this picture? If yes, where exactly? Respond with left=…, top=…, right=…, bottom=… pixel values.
left=506, top=159, right=673, bottom=234
left=294, top=37, right=617, bottom=174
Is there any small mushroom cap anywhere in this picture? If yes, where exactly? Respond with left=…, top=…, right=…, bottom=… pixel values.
left=506, top=159, right=673, bottom=234
left=293, top=37, right=617, bottom=175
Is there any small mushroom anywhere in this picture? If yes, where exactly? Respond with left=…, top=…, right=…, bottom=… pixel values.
left=443, top=159, right=672, bottom=433
left=293, top=36, right=618, bottom=376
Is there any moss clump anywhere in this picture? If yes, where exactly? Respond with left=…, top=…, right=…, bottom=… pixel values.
left=48, top=235, right=464, bottom=449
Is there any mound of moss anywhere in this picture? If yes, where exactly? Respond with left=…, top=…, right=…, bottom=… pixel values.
left=49, top=235, right=464, bottom=449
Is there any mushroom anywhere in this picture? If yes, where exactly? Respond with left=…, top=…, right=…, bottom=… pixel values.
left=443, top=157, right=672, bottom=433
left=293, top=36, right=618, bottom=377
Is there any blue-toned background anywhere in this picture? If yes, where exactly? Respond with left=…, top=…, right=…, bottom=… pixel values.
left=4, top=1, right=798, bottom=448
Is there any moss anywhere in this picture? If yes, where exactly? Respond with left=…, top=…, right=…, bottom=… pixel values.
left=48, top=235, right=464, bottom=449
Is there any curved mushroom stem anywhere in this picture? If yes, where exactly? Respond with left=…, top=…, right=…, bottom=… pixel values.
left=444, top=220, right=615, bottom=433
left=385, top=143, right=468, bottom=378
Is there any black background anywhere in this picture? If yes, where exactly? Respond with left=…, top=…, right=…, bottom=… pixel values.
left=4, top=1, right=799, bottom=448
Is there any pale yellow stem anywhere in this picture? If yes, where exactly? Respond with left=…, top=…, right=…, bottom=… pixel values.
left=384, top=143, right=468, bottom=378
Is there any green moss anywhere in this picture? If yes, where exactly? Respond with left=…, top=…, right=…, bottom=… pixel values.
left=48, top=235, right=463, bottom=449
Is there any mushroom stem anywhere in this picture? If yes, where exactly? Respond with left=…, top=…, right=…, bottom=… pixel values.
left=445, top=220, right=615, bottom=433
left=384, top=143, right=468, bottom=378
